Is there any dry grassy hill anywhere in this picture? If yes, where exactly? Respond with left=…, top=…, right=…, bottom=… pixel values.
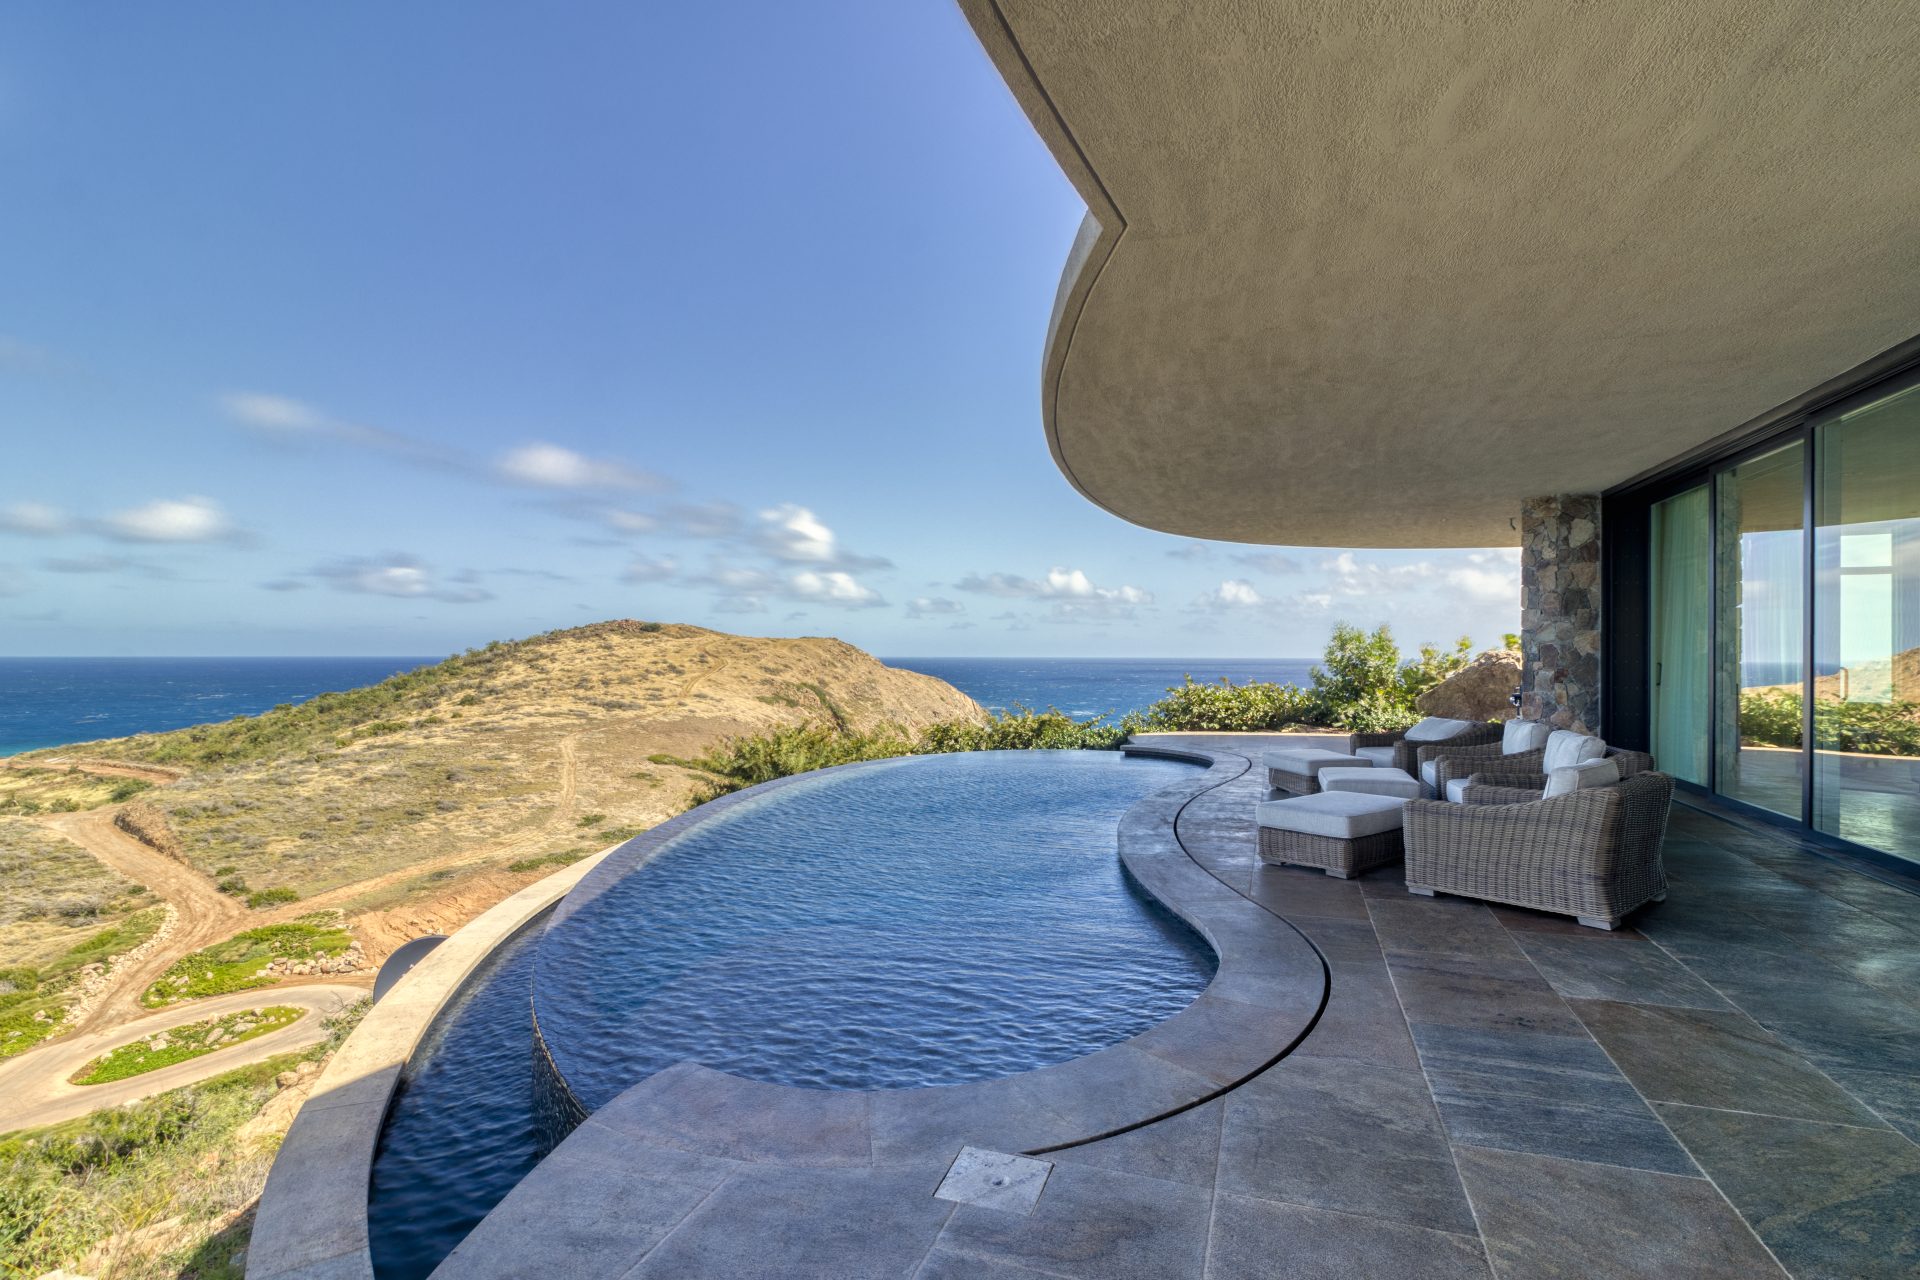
left=12, top=621, right=983, bottom=962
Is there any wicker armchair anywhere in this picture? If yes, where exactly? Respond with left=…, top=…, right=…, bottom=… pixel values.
left=1401, top=771, right=1676, bottom=929
left=1348, top=721, right=1501, bottom=776
left=1438, top=745, right=1656, bottom=799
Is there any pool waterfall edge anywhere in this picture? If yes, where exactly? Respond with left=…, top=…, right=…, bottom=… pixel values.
left=244, top=746, right=1331, bottom=1280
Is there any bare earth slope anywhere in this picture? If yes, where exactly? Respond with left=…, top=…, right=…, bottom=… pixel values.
left=20, top=621, right=983, bottom=965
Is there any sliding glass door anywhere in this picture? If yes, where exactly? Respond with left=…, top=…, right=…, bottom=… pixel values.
left=1813, top=385, right=1920, bottom=861
left=1650, top=486, right=1710, bottom=784
left=1714, top=442, right=1807, bottom=819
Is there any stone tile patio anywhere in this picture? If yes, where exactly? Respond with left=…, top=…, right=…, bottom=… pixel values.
left=435, top=736, right=1920, bottom=1279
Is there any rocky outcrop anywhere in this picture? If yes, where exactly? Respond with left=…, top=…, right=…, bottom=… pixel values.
left=1417, top=649, right=1521, bottom=722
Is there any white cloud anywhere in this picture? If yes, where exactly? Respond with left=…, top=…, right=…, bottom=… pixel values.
left=907, top=596, right=964, bottom=619
left=606, top=510, right=659, bottom=534
left=0, top=502, right=70, bottom=535
left=1165, top=541, right=1214, bottom=562
left=622, top=555, right=677, bottom=584
left=957, top=566, right=1151, bottom=605
left=754, top=503, right=890, bottom=570
left=1216, top=579, right=1263, bottom=606
left=496, top=442, right=664, bottom=492
left=219, top=391, right=328, bottom=432
left=312, top=554, right=492, bottom=603
left=0, top=563, right=26, bottom=595
left=1232, top=551, right=1304, bottom=575
left=667, top=502, right=744, bottom=538
left=789, top=570, right=884, bottom=608
left=103, top=496, right=236, bottom=543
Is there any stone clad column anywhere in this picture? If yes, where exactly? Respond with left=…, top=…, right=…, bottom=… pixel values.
left=1520, top=495, right=1602, bottom=733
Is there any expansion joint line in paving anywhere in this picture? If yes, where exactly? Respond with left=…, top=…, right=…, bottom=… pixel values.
left=1024, top=749, right=1333, bottom=1157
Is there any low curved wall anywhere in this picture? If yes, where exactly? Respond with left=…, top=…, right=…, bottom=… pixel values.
left=245, top=848, right=617, bottom=1280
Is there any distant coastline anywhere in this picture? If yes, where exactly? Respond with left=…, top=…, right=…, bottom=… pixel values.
left=1, top=654, right=1317, bottom=757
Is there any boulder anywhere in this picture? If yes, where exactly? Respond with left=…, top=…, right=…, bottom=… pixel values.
left=1417, top=649, right=1522, bottom=722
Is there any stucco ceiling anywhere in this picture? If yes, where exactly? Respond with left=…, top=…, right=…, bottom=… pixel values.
left=959, top=0, right=1920, bottom=547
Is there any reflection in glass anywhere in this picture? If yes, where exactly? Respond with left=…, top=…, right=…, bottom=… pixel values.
left=1650, top=486, right=1709, bottom=784
left=1715, top=442, right=1805, bottom=817
left=1814, top=385, right=1920, bottom=862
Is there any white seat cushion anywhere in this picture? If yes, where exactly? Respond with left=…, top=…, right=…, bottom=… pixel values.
left=1445, top=777, right=1475, bottom=803
left=1542, top=730, right=1607, bottom=773
left=1502, top=719, right=1551, bottom=754
left=1265, top=749, right=1367, bottom=776
left=1543, top=757, right=1621, bottom=798
left=1354, top=745, right=1397, bottom=768
left=1419, top=759, right=1440, bottom=788
left=1319, top=766, right=1420, bottom=799
left=1257, top=791, right=1406, bottom=839
left=1404, top=716, right=1476, bottom=743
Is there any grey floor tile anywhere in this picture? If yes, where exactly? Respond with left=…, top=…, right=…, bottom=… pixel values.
left=1246, top=867, right=1371, bottom=920
left=1279, top=913, right=1387, bottom=971
left=625, top=1164, right=954, bottom=1280
left=1513, top=935, right=1733, bottom=1010
left=1453, top=1146, right=1784, bottom=1279
left=1387, top=949, right=1588, bottom=1037
left=1205, top=1193, right=1491, bottom=1280
left=1292, top=966, right=1419, bottom=1069
left=1218, top=1057, right=1476, bottom=1235
left=443, top=1169, right=717, bottom=1280
left=1571, top=1000, right=1887, bottom=1127
left=1045, top=1098, right=1224, bottom=1189
left=1491, top=903, right=1646, bottom=941
left=936, top=1164, right=1211, bottom=1280
left=915, top=1249, right=1071, bottom=1279
left=1410, top=1023, right=1697, bottom=1175
left=1657, top=1104, right=1920, bottom=1280
left=1814, top=1061, right=1920, bottom=1142
left=1368, top=898, right=1527, bottom=962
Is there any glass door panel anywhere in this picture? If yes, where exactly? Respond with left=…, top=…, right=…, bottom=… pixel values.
left=1650, top=486, right=1710, bottom=784
left=1814, top=385, right=1920, bottom=862
left=1715, top=442, right=1806, bottom=817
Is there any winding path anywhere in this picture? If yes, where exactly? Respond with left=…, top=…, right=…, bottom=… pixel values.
left=0, top=982, right=365, bottom=1131
left=36, top=805, right=250, bottom=1036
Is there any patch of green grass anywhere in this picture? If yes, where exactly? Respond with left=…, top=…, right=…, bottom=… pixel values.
left=575, top=813, right=606, bottom=827
left=107, top=778, right=153, bottom=802
left=506, top=850, right=587, bottom=874
left=244, top=887, right=299, bottom=909
left=142, top=915, right=351, bottom=1008
left=0, top=909, right=168, bottom=1061
left=71, top=1006, right=303, bottom=1085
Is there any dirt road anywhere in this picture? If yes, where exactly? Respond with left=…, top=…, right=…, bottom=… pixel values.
left=37, top=806, right=249, bottom=1035
left=0, top=981, right=366, bottom=1132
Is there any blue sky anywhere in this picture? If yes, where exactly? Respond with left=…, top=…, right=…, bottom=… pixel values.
left=0, top=2, right=1517, bottom=659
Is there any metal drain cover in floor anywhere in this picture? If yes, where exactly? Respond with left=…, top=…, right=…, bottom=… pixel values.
left=933, top=1146, right=1053, bottom=1215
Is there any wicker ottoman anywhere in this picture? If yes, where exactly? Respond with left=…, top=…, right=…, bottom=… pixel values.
left=1256, top=791, right=1407, bottom=878
left=1318, top=766, right=1421, bottom=799
left=1264, top=749, right=1370, bottom=797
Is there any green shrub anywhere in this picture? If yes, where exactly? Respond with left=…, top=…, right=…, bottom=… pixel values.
left=106, top=778, right=153, bottom=802
left=245, top=886, right=300, bottom=909
left=1129, top=678, right=1316, bottom=732
left=216, top=875, right=249, bottom=896
left=1740, top=689, right=1920, bottom=755
left=576, top=813, right=606, bottom=828
left=142, top=916, right=352, bottom=1007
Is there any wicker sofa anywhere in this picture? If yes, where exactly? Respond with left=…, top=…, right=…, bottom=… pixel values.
left=1401, top=770, right=1676, bottom=929
left=1347, top=719, right=1501, bottom=777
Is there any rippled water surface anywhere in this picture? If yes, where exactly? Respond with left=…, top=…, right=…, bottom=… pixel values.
left=368, top=921, right=548, bottom=1280
left=536, top=750, right=1215, bottom=1107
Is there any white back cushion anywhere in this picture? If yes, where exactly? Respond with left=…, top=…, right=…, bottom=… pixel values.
left=1542, top=730, right=1606, bottom=773
left=1502, top=719, right=1551, bottom=754
left=1543, top=757, right=1621, bottom=799
left=1404, top=716, right=1475, bottom=743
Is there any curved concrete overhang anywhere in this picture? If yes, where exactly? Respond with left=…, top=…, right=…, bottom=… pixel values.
left=958, top=0, right=1920, bottom=547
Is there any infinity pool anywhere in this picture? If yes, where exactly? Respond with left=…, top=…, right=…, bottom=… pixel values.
left=535, top=750, right=1215, bottom=1107
left=368, top=749, right=1213, bottom=1277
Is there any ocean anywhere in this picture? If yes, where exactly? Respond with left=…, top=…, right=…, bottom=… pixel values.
left=0, top=655, right=1317, bottom=757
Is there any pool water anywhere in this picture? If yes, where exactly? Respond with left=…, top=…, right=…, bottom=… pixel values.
left=534, top=750, right=1216, bottom=1108
left=368, top=919, right=551, bottom=1280
left=367, top=749, right=1214, bottom=1277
